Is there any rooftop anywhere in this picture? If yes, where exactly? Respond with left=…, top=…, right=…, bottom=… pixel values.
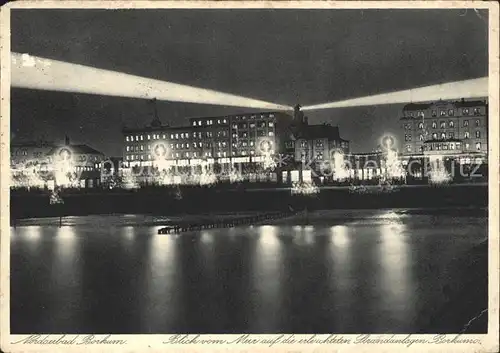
left=47, top=144, right=105, bottom=155
left=403, top=99, right=487, bottom=111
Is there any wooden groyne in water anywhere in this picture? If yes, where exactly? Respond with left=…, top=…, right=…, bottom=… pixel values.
left=158, top=210, right=297, bottom=234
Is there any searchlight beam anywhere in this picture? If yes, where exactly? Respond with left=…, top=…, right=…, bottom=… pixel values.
left=301, top=77, right=488, bottom=111
left=11, top=53, right=292, bottom=111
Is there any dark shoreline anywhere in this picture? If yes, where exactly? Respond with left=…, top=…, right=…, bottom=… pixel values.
left=10, top=184, right=488, bottom=220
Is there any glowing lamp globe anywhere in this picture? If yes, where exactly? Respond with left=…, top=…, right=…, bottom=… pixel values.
left=154, top=144, right=167, bottom=158
left=59, top=148, right=72, bottom=161
left=382, top=136, right=395, bottom=150
left=260, top=140, right=272, bottom=153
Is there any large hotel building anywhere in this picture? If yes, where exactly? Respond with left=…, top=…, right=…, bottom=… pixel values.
left=399, top=98, right=488, bottom=180
left=121, top=105, right=350, bottom=183
left=400, top=99, right=488, bottom=157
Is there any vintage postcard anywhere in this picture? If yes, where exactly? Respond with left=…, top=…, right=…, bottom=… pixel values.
left=0, top=1, right=499, bottom=352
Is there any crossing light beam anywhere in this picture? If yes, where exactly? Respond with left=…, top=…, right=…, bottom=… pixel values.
left=301, top=77, right=488, bottom=111
left=11, top=52, right=292, bottom=111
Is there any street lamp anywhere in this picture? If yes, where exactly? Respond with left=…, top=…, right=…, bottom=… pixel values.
left=381, top=135, right=395, bottom=151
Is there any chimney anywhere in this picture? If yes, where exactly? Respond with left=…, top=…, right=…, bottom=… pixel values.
left=65, top=136, right=70, bottom=146
left=461, top=98, right=465, bottom=103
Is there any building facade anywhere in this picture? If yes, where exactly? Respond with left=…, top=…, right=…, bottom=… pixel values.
left=400, top=99, right=488, bottom=182
left=121, top=105, right=350, bottom=185
left=400, top=99, right=488, bottom=156
left=10, top=137, right=105, bottom=189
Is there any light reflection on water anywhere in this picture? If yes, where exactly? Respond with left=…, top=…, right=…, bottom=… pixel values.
left=10, top=209, right=487, bottom=334
left=252, top=225, right=283, bottom=331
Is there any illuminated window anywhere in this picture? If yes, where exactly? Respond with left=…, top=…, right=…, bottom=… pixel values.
left=126, top=146, right=130, bottom=151
left=223, top=119, right=227, bottom=123
left=432, top=110, right=437, bottom=117
left=440, top=132, right=446, bottom=139
left=269, top=122, right=274, bottom=127
left=432, top=121, right=437, bottom=129
left=193, top=121, right=196, bottom=126
left=249, top=141, right=255, bottom=147
left=473, top=108, right=481, bottom=115
left=406, top=145, right=411, bottom=152
left=135, top=135, right=139, bottom=141
left=126, top=136, right=130, bottom=142
left=140, top=145, right=144, bottom=151
left=463, top=120, right=469, bottom=127
left=448, top=109, right=454, bottom=116
left=268, top=131, right=275, bottom=137
left=476, top=142, right=481, bottom=150
left=464, top=131, right=470, bottom=139
left=440, top=110, right=446, bottom=116
left=175, top=134, right=179, bottom=139
left=463, top=108, right=469, bottom=115
left=476, top=131, right=481, bottom=138
left=418, top=122, right=424, bottom=129
left=448, top=132, right=454, bottom=139
left=449, top=121, right=454, bottom=128
left=475, top=119, right=480, bottom=127
left=465, top=143, right=470, bottom=150
left=162, top=134, right=166, bottom=139
left=141, top=135, right=144, bottom=141
left=440, top=121, right=446, bottom=128
left=198, top=121, right=202, bottom=126
left=419, top=134, right=424, bottom=141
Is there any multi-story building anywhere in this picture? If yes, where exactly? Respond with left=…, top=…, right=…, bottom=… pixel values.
left=10, top=137, right=105, bottom=189
left=122, top=107, right=301, bottom=184
left=121, top=104, right=351, bottom=185
left=400, top=99, right=488, bottom=156
left=400, top=99, right=488, bottom=181
left=10, top=139, right=55, bottom=169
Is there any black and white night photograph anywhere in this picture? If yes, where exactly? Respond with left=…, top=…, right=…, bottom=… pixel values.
left=2, top=2, right=499, bottom=351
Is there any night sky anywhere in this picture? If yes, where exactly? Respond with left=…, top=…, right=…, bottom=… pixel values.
left=11, top=8, right=488, bottom=156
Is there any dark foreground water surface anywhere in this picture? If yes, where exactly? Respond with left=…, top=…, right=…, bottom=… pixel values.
left=11, top=208, right=488, bottom=334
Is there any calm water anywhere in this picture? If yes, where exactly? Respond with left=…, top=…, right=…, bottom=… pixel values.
left=10, top=209, right=487, bottom=334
